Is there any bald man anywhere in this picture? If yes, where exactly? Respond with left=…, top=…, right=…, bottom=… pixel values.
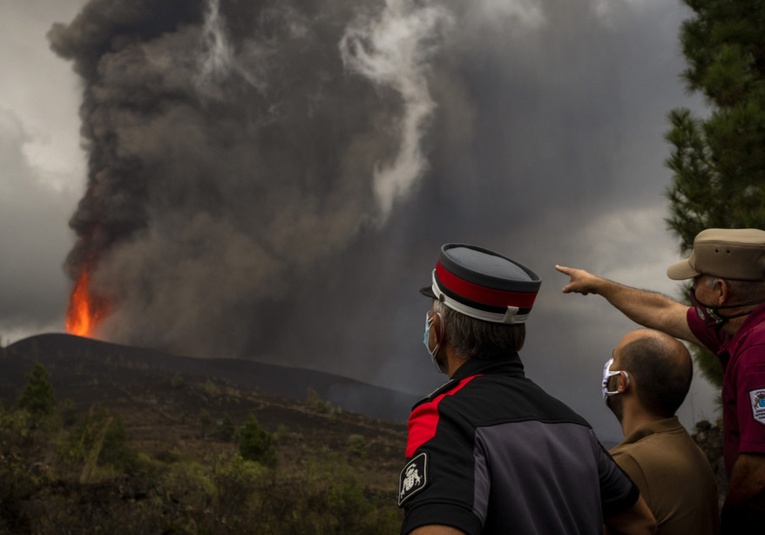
left=603, top=329, right=719, bottom=534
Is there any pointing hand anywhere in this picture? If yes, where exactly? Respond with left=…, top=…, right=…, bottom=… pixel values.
left=555, top=265, right=601, bottom=296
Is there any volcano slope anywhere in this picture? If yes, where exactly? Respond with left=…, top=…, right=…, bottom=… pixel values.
left=0, top=334, right=412, bottom=533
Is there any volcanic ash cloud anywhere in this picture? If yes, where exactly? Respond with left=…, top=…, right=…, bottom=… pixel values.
left=48, top=0, right=451, bottom=357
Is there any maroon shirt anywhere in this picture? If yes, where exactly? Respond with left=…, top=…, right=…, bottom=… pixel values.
left=687, top=302, right=765, bottom=475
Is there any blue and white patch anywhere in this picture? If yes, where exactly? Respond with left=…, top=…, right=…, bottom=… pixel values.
left=750, top=389, right=765, bottom=425
left=398, top=452, right=428, bottom=506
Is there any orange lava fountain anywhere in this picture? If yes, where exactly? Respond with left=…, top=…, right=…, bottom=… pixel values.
left=65, top=269, right=108, bottom=337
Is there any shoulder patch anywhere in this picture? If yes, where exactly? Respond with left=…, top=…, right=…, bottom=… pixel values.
left=398, top=452, right=428, bottom=506
left=750, top=389, right=765, bottom=425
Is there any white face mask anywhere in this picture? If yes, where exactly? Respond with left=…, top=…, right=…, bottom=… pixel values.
left=601, top=357, right=629, bottom=403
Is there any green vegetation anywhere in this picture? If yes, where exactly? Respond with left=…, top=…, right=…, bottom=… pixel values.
left=17, top=363, right=55, bottom=418
left=347, top=434, right=369, bottom=459
left=0, top=364, right=404, bottom=534
left=238, top=414, right=277, bottom=467
left=307, top=387, right=334, bottom=414
left=664, top=0, right=765, bottom=386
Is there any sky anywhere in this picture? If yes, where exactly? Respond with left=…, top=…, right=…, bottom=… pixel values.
left=0, top=0, right=719, bottom=443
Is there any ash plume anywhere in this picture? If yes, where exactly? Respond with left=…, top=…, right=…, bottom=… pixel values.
left=44, top=0, right=690, bottom=413
left=340, top=0, right=453, bottom=216
left=49, top=0, right=452, bottom=358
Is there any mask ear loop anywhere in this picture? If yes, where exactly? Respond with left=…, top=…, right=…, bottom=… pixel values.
left=690, top=285, right=762, bottom=328
left=603, top=363, right=630, bottom=397
left=428, top=312, right=443, bottom=357
left=618, top=370, right=631, bottom=392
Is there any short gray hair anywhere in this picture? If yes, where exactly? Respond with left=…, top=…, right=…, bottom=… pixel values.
left=707, top=277, right=765, bottom=303
left=433, top=300, right=526, bottom=360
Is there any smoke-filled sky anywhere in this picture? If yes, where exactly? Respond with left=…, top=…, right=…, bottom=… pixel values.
left=1, top=0, right=719, bottom=443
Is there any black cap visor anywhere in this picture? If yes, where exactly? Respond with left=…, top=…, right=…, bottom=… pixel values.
left=420, top=285, right=436, bottom=299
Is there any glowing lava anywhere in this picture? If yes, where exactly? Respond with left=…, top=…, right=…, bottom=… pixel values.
left=65, top=269, right=108, bottom=337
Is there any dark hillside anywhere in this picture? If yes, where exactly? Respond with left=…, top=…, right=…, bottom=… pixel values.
left=0, top=334, right=411, bottom=533
left=2, top=333, right=418, bottom=422
left=0, top=333, right=413, bottom=480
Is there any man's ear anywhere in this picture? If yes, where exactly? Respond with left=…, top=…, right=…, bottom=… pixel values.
left=430, top=312, right=443, bottom=342
left=714, top=278, right=729, bottom=306
left=617, top=372, right=631, bottom=394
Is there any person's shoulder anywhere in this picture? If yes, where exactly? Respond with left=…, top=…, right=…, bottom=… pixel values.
left=743, top=315, right=765, bottom=345
left=610, top=439, right=638, bottom=459
left=449, top=372, right=594, bottom=428
left=521, top=378, right=592, bottom=426
left=734, top=321, right=765, bottom=363
left=411, top=373, right=488, bottom=410
left=609, top=446, right=644, bottom=481
left=613, top=426, right=709, bottom=470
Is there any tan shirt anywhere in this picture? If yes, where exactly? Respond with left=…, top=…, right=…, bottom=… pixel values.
left=610, top=416, right=720, bottom=535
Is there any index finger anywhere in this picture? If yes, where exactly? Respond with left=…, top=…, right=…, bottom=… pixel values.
left=555, top=265, right=573, bottom=275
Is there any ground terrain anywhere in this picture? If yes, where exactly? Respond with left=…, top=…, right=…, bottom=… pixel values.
left=0, top=334, right=411, bottom=534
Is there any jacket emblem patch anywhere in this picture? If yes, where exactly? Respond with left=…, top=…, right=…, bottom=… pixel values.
left=751, top=389, right=765, bottom=425
left=398, top=452, right=428, bottom=506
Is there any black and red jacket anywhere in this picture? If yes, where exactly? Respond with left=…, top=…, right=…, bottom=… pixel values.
left=399, top=354, right=639, bottom=534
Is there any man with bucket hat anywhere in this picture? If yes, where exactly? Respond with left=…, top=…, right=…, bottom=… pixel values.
left=557, top=228, right=765, bottom=533
left=399, top=244, right=656, bottom=535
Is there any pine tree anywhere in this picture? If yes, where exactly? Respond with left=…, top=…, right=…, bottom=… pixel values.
left=238, top=414, right=277, bottom=467
left=665, top=0, right=765, bottom=386
left=17, top=364, right=55, bottom=417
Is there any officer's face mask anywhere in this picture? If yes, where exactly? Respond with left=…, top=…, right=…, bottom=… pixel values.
left=601, top=357, right=629, bottom=403
left=423, top=313, right=433, bottom=352
left=423, top=312, right=446, bottom=374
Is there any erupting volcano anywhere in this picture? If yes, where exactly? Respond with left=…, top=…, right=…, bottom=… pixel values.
left=48, top=0, right=448, bottom=356
left=65, top=269, right=108, bottom=338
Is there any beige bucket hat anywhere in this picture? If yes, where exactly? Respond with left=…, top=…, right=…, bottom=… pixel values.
left=667, top=228, right=765, bottom=281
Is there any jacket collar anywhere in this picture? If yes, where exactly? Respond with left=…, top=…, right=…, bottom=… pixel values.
left=449, top=352, right=525, bottom=382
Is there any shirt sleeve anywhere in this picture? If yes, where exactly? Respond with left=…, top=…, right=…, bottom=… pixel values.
left=611, top=450, right=651, bottom=508
left=399, top=397, right=483, bottom=535
left=596, top=443, right=641, bottom=517
left=687, top=307, right=727, bottom=354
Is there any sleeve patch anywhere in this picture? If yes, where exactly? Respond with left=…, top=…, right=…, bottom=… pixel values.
left=398, top=452, right=428, bottom=506
left=750, top=389, right=765, bottom=425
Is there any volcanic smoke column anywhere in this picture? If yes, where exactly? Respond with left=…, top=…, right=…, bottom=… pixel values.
left=49, top=0, right=451, bottom=354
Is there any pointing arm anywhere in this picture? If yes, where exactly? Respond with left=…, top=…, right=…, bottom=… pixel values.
left=555, top=265, right=699, bottom=346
